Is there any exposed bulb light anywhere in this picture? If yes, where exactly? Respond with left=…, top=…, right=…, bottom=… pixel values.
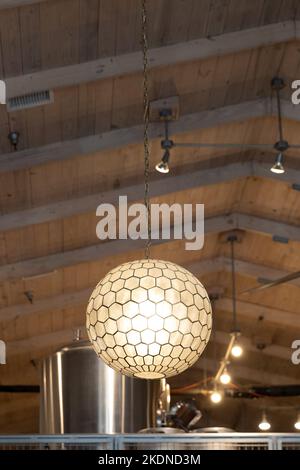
left=294, top=414, right=300, bottom=430
left=219, top=368, right=231, bottom=385
left=155, top=149, right=170, bottom=174
left=258, top=412, right=271, bottom=431
left=231, top=343, right=243, bottom=358
left=270, top=153, right=285, bottom=174
left=210, top=390, right=223, bottom=404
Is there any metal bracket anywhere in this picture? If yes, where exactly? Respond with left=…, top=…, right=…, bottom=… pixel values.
left=271, top=76, right=285, bottom=91
left=149, top=96, right=179, bottom=122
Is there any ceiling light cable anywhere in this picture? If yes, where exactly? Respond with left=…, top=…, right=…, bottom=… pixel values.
left=141, top=0, right=151, bottom=259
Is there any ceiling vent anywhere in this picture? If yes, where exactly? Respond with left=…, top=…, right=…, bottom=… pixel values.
left=7, top=90, right=53, bottom=112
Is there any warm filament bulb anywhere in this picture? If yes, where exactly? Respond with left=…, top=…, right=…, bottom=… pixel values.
left=231, top=343, right=243, bottom=358
left=219, top=369, right=231, bottom=385
left=210, top=390, right=223, bottom=404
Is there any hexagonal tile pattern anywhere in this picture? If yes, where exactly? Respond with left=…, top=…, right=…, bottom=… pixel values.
left=86, top=259, right=212, bottom=379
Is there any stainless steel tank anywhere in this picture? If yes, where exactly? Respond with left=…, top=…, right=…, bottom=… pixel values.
left=40, top=340, right=160, bottom=433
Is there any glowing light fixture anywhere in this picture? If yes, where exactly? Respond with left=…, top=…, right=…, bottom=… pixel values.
left=210, top=389, right=223, bottom=404
left=258, top=412, right=271, bottom=431
left=155, top=149, right=170, bottom=174
left=294, top=414, right=300, bottom=430
left=86, top=1, right=212, bottom=380
left=270, top=153, right=285, bottom=174
left=219, top=367, right=231, bottom=385
left=87, top=259, right=212, bottom=379
left=231, top=342, right=243, bottom=358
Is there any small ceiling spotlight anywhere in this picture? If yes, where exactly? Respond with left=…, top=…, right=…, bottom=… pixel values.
left=155, top=148, right=170, bottom=174
left=8, top=131, right=20, bottom=151
left=270, top=152, right=285, bottom=174
left=219, top=367, right=231, bottom=385
left=294, top=413, right=300, bottom=430
left=155, top=109, right=173, bottom=174
left=258, top=411, right=271, bottom=431
left=210, top=389, right=223, bottom=404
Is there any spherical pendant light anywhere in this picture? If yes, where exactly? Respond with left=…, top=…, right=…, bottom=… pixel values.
left=86, top=259, right=212, bottom=379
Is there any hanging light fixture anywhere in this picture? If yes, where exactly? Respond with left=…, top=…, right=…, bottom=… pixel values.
left=258, top=411, right=271, bottom=431
left=219, top=367, right=231, bottom=385
left=155, top=110, right=172, bottom=174
left=270, top=152, right=285, bottom=174
left=210, top=386, right=223, bottom=404
left=294, top=411, right=300, bottom=430
left=228, top=234, right=243, bottom=358
left=86, top=0, right=212, bottom=380
left=155, top=149, right=170, bottom=174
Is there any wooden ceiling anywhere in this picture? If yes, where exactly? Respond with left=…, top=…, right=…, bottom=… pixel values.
left=0, top=0, right=300, bottom=433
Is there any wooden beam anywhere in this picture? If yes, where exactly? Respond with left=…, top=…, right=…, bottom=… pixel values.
left=0, top=161, right=252, bottom=232
left=5, top=22, right=298, bottom=98
left=253, top=162, right=300, bottom=185
left=0, top=0, right=48, bottom=9
left=237, top=213, right=300, bottom=241
left=1, top=160, right=299, bottom=234
left=0, top=213, right=298, bottom=284
left=1, top=97, right=299, bottom=174
left=7, top=325, right=84, bottom=358
left=0, top=99, right=267, bottom=174
left=7, top=324, right=291, bottom=364
left=214, top=330, right=291, bottom=361
left=1, top=256, right=299, bottom=323
left=221, top=256, right=300, bottom=288
left=194, top=357, right=297, bottom=385
left=217, top=297, right=300, bottom=329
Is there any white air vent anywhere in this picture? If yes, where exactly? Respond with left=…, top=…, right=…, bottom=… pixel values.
left=7, top=90, right=54, bottom=112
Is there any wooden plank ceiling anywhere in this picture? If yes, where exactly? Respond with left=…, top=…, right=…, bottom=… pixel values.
left=0, top=0, right=299, bottom=433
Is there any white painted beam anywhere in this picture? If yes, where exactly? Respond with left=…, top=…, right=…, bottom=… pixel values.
left=5, top=22, right=298, bottom=98
left=0, top=212, right=298, bottom=283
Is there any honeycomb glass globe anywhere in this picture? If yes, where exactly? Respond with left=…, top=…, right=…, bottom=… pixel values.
left=86, top=259, right=212, bottom=379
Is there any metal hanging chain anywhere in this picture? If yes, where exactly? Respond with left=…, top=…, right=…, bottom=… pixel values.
left=141, top=0, right=151, bottom=259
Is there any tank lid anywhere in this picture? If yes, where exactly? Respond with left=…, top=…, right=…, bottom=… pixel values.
left=56, top=339, right=92, bottom=354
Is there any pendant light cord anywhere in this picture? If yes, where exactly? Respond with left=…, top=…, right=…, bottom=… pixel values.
left=230, top=238, right=238, bottom=333
left=276, top=88, right=284, bottom=142
left=142, top=0, right=151, bottom=259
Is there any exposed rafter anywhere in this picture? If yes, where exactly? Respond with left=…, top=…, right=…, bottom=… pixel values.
left=0, top=212, right=299, bottom=283
left=0, top=0, right=48, bottom=9
left=217, top=297, right=300, bottom=329
left=1, top=97, right=299, bottom=174
left=6, top=324, right=291, bottom=365
left=0, top=256, right=298, bottom=324
left=5, top=21, right=298, bottom=98
left=192, top=358, right=297, bottom=386
left=0, top=160, right=299, bottom=233
left=0, top=99, right=268, bottom=173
